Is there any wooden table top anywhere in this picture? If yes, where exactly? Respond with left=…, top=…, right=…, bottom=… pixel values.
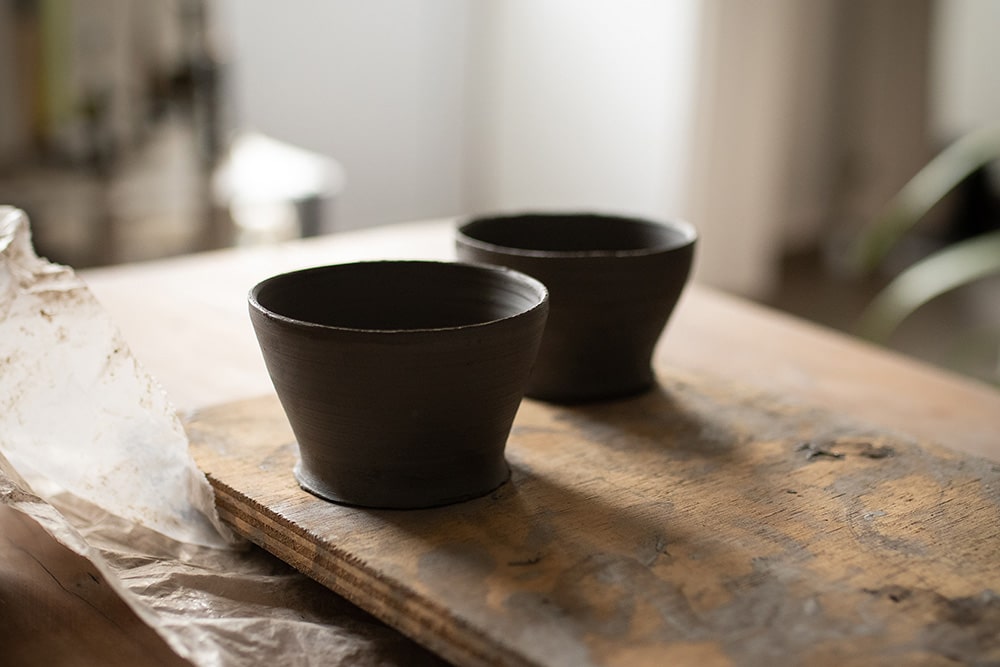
left=79, top=218, right=999, bottom=463
left=6, top=218, right=999, bottom=666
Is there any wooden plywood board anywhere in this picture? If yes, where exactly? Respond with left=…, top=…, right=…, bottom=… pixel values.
left=185, top=371, right=1000, bottom=667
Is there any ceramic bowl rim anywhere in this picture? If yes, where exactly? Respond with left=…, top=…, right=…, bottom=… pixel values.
left=248, top=259, right=549, bottom=335
left=456, top=212, right=698, bottom=260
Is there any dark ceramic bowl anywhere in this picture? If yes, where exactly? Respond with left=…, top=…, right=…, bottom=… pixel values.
left=456, top=212, right=696, bottom=403
left=249, top=260, right=549, bottom=509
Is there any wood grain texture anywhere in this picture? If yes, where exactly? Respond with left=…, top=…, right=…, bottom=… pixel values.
left=185, top=369, right=1000, bottom=667
left=81, top=219, right=1000, bottom=461
left=0, top=505, right=193, bottom=667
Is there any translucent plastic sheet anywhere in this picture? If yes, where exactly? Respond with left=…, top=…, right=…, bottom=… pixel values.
left=0, top=207, right=442, bottom=667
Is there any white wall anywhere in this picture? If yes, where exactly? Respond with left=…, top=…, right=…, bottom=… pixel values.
left=223, top=1, right=702, bottom=233
left=222, top=0, right=470, bottom=230
left=464, top=1, right=701, bottom=222
left=930, top=0, right=1000, bottom=140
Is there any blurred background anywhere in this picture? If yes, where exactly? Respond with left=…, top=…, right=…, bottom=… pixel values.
left=1, top=0, right=998, bottom=384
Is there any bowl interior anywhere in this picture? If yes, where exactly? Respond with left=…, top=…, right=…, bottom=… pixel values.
left=251, top=261, right=545, bottom=331
left=458, top=213, right=695, bottom=256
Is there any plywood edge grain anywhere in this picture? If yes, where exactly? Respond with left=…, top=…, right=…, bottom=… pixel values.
left=186, top=373, right=1000, bottom=667
left=204, top=475, right=537, bottom=667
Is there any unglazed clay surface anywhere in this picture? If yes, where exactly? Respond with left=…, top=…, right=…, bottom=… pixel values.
left=249, top=261, right=549, bottom=508
left=456, top=213, right=696, bottom=403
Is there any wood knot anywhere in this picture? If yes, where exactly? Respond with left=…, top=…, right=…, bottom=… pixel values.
left=796, top=439, right=896, bottom=462
left=796, top=441, right=845, bottom=461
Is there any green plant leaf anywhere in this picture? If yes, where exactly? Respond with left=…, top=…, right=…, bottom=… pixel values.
left=856, top=229, right=1000, bottom=342
left=853, top=122, right=1000, bottom=273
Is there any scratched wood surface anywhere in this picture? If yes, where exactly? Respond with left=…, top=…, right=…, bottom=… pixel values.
left=185, top=369, right=1000, bottom=667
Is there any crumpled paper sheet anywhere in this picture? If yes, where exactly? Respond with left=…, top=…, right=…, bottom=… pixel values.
left=0, top=207, right=443, bottom=667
